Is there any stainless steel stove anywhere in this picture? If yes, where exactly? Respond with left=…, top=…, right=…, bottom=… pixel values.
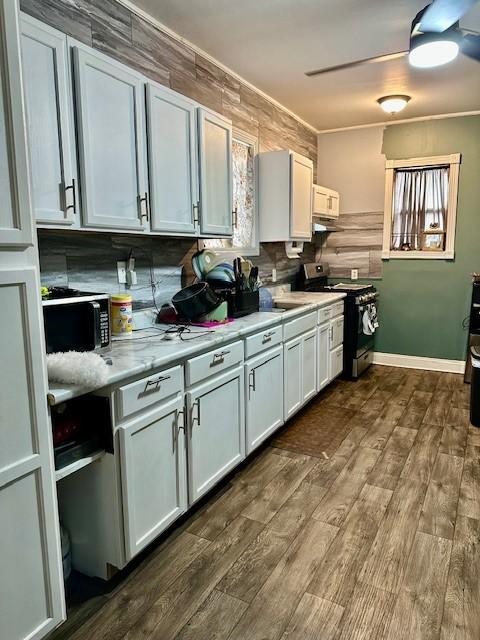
left=296, top=262, right=379, bottom=379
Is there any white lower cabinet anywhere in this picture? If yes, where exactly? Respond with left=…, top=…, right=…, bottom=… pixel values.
left=187, top=366, right=245, bottom=503
left=317, top=322, right=330, bottom=391
left=245, top=345, right=284, bottom=454
left=284, top=328, right=317, bottom=420
left=330, top=345, right=344, bottom=380
left=119, top=394, right=188, bottom=560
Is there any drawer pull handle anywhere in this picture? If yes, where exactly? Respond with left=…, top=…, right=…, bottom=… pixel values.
left=144, top=375, right=170, bottom=392
left=212, top=350, right=230, bottom=364
left=262, top=331, right=275, bottom=342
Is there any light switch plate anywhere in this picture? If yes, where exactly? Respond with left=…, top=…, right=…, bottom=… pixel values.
left=117, top=261, right=127, bottom=284
left=351, top=269, right=358, bottom=280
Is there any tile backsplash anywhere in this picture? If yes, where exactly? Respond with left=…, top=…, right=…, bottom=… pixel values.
left=38, top=230, right=318, bottom=311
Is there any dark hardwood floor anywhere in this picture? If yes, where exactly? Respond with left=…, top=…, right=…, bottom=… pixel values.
left=50, top=365, right=480, bottom=640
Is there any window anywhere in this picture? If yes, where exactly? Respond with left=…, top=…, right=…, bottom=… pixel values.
left=203, top=129, right=258, bottom=256
left=382, top=154, right=461, bottom=260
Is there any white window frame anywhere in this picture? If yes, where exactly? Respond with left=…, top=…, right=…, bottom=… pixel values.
left=202, top=128, right=259, bottom=256
left=382, top=153, right=461, bottom=260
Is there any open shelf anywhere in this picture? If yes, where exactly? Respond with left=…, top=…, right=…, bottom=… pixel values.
left=55, top=449, right=105, bottom=482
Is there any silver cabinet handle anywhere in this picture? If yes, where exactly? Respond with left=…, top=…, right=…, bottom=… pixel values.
left=193, top=201, right=200, bottom=224
left=176, top=408, right=185, bottom=434
left=232, top=206, right=238, bottom=228
left=144, top=374, right=170, bottom=392
left=192, top=398, right=201, bottom=426
left=64, top=179, right=77, bottom=214
left=248, top=369, right=256, bottom=397
left=138, top=192, right=149, bottom=222
left=212, top=350, right=230, bottom=364
left=262, top=330, right=275, bottom=343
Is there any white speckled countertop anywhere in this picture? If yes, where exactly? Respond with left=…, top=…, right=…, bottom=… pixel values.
left=48, top=292, right=346, bottom=406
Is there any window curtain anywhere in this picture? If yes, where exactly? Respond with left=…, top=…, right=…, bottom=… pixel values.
left=391, top=166, right=449, bottom=250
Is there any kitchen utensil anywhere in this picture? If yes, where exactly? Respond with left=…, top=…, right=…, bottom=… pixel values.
left=172, top=282, right=221, bottom=320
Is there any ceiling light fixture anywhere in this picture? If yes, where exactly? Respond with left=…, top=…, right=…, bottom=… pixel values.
left=409, top=31, right=459, bottom=68
left=377, top=95, right=411, bottom=115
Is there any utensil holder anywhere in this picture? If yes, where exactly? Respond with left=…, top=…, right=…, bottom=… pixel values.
left=228, top=290, right=260, bottom=318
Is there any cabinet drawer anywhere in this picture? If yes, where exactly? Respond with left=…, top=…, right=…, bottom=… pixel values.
left=186, top=340, right=243, bottom=386
left=245, top=324, right=282, bottom=359
left=317, top=305, right=333, bottom=325
left=116, top=365, right=183, bottom=422
left=283, top=312, right=317, bottom=342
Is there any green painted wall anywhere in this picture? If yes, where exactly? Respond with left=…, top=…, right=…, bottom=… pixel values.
left=374, top=115, right=480, bottom=360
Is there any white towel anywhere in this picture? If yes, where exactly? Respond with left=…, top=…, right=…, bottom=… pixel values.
left=46, top=351, right=109, bottom=387
left=362, top=304, right=379, bottom=336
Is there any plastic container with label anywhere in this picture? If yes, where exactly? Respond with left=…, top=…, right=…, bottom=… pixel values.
left=111, top=293, right=133, bottom=337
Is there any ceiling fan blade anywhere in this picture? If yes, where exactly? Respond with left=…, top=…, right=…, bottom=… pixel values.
left=305, top=51, right=408, bottom=77
left=461, top=32, right=480, bottom=59
left=419, top=0, right=479, bottom=33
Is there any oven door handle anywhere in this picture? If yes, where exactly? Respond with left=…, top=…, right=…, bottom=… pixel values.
left=89, top=301, right=102, bottom=350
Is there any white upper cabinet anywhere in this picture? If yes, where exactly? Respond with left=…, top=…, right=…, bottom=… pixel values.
left=290, top=152, right=313, bottom=239
left=0, top=3, right=32, bottom=246
left=73, top=46, right=147, bottom=230
left=146, top=83, right=198, bottom=235
left=21, top=16, right=76, bottom=225
left=198, top=108, right=233, bottom=237
left=258, top=149, right=313, bottom=242
left=313, top=183, right=340, bottom=219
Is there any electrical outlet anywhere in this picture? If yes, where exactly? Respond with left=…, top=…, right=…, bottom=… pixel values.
left=351, top=269, right=358, bottom=281
left=272, top=267, right=277, bottom=283
left=117, top=261, right=127, bottom=284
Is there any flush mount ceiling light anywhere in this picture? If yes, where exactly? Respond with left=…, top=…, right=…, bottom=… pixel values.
left=377, top=95, right=411, bottom=114
left=409, top=12, right=460, bottom=68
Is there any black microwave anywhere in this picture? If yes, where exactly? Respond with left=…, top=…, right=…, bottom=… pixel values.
left=42, top=288, right=111, bottom=354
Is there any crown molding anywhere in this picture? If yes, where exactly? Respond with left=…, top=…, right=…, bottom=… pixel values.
left=318, top=110, right=480, bottom=134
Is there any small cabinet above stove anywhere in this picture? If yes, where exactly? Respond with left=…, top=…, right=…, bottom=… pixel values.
left=313, top=184, right=339, bottom=219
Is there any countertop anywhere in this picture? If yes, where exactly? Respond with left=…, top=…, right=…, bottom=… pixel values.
left=48, top=292, right=346, bottom=406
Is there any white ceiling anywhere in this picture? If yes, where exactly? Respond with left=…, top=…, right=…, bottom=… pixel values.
left=131, top=0, right=480, bottom=131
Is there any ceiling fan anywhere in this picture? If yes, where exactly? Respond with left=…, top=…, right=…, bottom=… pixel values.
left=305, top=0, right=480, bottom=77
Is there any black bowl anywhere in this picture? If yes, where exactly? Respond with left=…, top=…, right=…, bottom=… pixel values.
left=171, top=282, right=221, bottom=321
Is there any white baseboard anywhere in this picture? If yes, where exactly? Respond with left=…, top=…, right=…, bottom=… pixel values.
left=373, top=352, right=466, bottom=374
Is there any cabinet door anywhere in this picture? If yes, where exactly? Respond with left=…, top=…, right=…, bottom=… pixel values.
left=0, top=2, right=32, bottom=246
left=245, top=346, right=284, bottom=454
left=313, top=185, right=329, bottom=216
left=290, top=152, right=312, bottom=240
left=0, top=3, right=65, bottom=638
left=284, top=335, right=303, bottom=420
left=0, top=269, right=65, bottom=640
left=302, top=328, right=317, bottom=403
left=187, top=366, right=245, bottom=503
left=146, top=84, right=198, bottom=235
left=119, top=395, right=188, bottom=560
left=330, top=315, right=344, bottom=350
left=198, top=108, right=233, bottom=236
left=328, top=192, right=340, bottom=218
left=73, top=47, right=147, bottom=230
left=21, top=17, right=76, bottom=225
left=330, top=345, right=344, bottom=380
left=317, top=322, right=330, bottom=391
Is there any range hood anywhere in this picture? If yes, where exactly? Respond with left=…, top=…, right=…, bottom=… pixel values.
left=313, top=222, right=340, bottom=233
